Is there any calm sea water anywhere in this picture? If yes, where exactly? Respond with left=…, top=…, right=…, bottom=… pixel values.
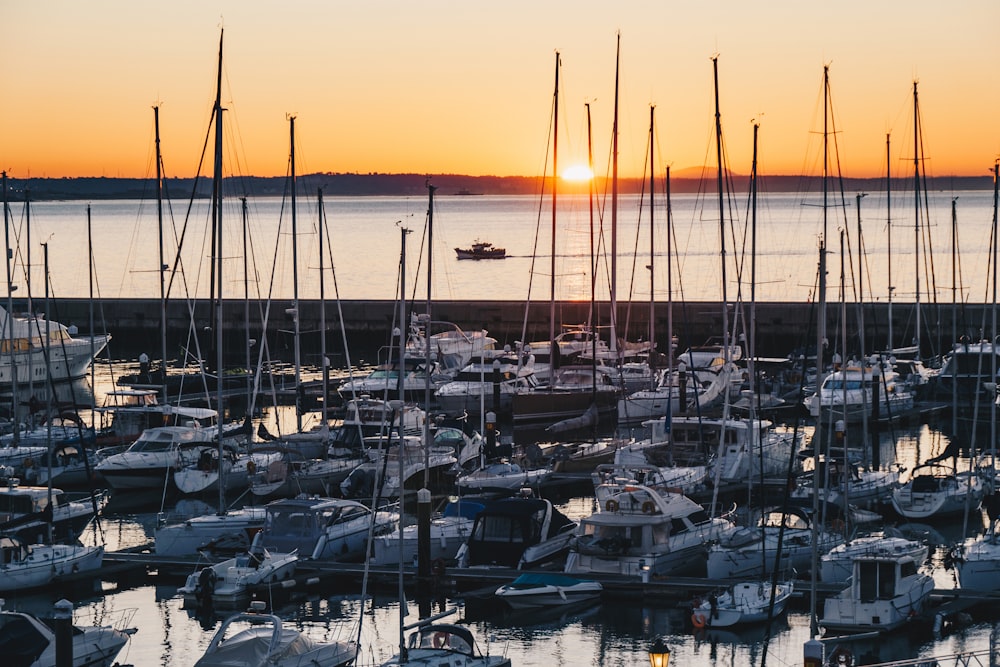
left=7, top=189, right=997, bottom=304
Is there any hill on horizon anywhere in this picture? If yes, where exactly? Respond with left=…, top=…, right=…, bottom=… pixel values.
left=2, top=171, right=992, bottom=200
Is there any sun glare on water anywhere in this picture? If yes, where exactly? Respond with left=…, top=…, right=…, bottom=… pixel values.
left=561, top=164, right=593, bottom=182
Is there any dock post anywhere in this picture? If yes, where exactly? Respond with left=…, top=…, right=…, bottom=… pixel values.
left=417, top=487, right=431, bottom=579
left=803, top=638, right=823, bottom=667
left=54, top=598, right=73, bottom=667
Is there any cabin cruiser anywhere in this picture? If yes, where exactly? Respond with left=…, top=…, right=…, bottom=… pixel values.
left=565, top=477, right=738, bottom=579
left=251, top=496, right=397, bottom=561
left=820, top=550, right=934, bottom=634
left=94, top=414, right=248, bottom=491
left=936, top=339, right=1000, bottom=398
left=0, top=305, right=108, bottom=389
left=647, top=414, right=800, bottom=484
left=821, top=534, right=929, bottom=585
left=803, top=359, right=916, bottom=424
left=456, top=492, right=576, bottom=569
left=0, top=480, right=96, bottom=543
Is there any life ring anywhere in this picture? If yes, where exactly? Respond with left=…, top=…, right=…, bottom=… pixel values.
left=691, top=612, right=707, bottom=629
left=246, top=460, right=256, bottom=475
left=641, top=500, right=655, bottom=515
left=605, top=499, right=619, bottom=512
left=432, top=631, right=449, bottom=648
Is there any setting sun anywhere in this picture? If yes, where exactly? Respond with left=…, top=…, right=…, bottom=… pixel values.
left=562, top=164, right=594, bottom=182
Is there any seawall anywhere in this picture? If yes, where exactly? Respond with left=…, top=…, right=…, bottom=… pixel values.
left=41, top=298, right=986, bottom=365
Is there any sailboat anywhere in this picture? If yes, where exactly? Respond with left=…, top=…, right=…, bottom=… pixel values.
left=511, top=52, right=620, bottom=440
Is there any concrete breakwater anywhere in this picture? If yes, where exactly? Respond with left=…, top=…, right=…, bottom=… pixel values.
left=44, top=297, right=988, bottom=366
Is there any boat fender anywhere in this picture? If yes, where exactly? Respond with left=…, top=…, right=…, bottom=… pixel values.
left=246, top=460, right=256, bottom=475
left=197, top=567, right=217, bottom=601
left=641, top=500, right=655, bottom=515
left=605, top=499, right=619, bottom=512
left=691, top=612, right=707, bottom=629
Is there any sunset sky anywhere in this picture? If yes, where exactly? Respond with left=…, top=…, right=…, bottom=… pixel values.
left=4, top=1, right=998, bottom=181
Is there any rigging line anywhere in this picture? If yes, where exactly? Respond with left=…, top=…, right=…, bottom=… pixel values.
left=520, top=57, right=558, bottom=352
left=42, top=276, right=105, bottom=542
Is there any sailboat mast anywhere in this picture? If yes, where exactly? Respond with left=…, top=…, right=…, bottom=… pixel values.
left=154, top=105, right=168, bottom=404
left=318, top=190, right=327, bottom=423
left=610, top=34, right=620, bottom=358
left=887, top=133, right=893, bottom=351
left=549, top=52, right=559, bottom=365
left=1, top=172, right=16, bottom=444
left=912, top=82, right=921, bottom=355
left=586, top=103, right=596, bottom=366
left=242, top=197, right=252, bottom=409
left=649, top=106, right=655, bottom=356
left=212, top=29, right=226, bottom=514
left=666, top=166, right=674, bottom=407
left=811, top=63, right=832, bottom=641
left=424, top=182, right=436, bottom=488
left=712, top=56, right=729, bottom=369
left=290, top=115, right=302, bottom=433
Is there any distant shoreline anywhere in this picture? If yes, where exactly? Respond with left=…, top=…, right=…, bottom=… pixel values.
left=1, top=173, right=992, bottom=201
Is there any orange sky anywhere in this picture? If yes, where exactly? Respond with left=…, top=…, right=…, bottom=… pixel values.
left=3, top=1, right=998, bottom=181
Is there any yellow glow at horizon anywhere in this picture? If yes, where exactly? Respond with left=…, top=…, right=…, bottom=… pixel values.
left=562, top=165, right=594, bottom=182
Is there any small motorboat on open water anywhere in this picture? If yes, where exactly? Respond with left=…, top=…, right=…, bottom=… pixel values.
left=455, top=240, right=506, bottom=260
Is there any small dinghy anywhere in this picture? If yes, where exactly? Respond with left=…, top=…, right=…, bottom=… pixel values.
left=495, top=572, right=602, bottom=610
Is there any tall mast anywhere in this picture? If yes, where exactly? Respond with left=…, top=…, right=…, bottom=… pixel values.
left=811, top=62, right=832, bottom=641
left=912, top=82, right=921, bottom=354
left=648, top=105, right=655, bottom=361
left=423, top=182, right=436, bottom=487
left=318, top=190, right=327, bottom=424
left=212, top=29, right=226, bottom=514
left=887, top=133, right=893, bottom=350
left=242, top=197, right=252, bottom=409
left=610, top=33, right=620, bottom=358
left=586, top=103, right=595, bottom=330
left=2, top=172, right=17, bottom=444
left=712, top=56, right=729, bottom=372
left=289, top=115, right=302, bottom=433
left=549, top=52, right=559, bottom=366
left=154, top=105, right=168, bottom=404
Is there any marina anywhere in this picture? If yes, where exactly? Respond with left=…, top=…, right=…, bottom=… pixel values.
left=3, top=172, right=1000, bottom=667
